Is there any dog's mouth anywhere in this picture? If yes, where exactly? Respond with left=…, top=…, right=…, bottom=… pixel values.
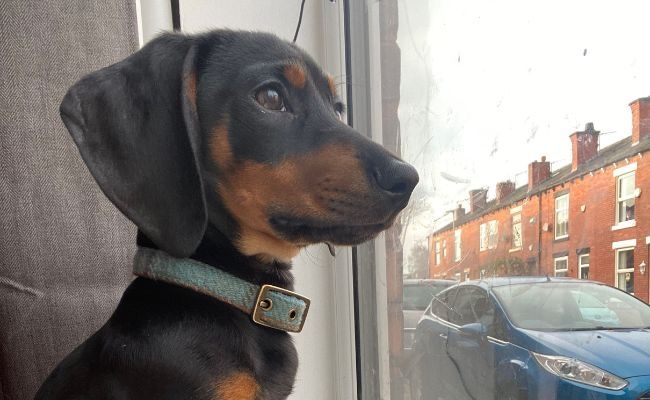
left=269, top=212, right=399, bottom=246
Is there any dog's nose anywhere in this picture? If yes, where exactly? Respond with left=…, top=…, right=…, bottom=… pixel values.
left=373, top=158, right=419, bottom=198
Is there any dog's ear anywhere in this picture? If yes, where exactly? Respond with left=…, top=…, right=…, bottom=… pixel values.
left=60, top=36, right=206, bottom=258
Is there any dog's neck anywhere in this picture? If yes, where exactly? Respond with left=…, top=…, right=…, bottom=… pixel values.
left=136, top=228, right=295, bottom=290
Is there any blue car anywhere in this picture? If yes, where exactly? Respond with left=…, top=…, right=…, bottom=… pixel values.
left=410, top=277, right=650, bottom=400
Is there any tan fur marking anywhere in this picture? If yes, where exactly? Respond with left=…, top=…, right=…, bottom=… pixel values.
left=283, top=63, right=307, bottom=89
left=217, top=143, right=368, bottom=262
left=209, top=120, right=234, bottom=170
left=326, top=74, right=337, bottom=97
left=214, top=372, right=260, bottom=400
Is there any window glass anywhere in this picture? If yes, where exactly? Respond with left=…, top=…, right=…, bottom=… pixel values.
left=554, top=257, right=568, bottom=277
left=616, top=248, right=635, bottom=293
left=579, top=254, right=590, bottom=280
left=616, top=172, right=636, bottom=224
left=351, top=1, right=650, bottom=399
left=554, top=194, right=569, bottom=239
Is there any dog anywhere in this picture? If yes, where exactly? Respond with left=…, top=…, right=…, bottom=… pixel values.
left=36, top=30, right=418, bottom=399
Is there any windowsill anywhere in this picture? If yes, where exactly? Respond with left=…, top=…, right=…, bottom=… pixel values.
left=554, top=236, right=569, bottom=242
left=509, top=247, right=521, bottom=253
left=612, top=220, right=636, bottom=231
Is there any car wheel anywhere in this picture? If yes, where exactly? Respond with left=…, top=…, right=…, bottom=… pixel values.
left=499, top=381, right=526, bottom=400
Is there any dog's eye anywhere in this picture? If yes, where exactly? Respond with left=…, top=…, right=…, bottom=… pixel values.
left=255, top=88, right=286, bottom=112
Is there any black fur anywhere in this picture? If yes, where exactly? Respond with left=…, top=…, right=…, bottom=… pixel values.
left=36, top=30, right=418, bottom=399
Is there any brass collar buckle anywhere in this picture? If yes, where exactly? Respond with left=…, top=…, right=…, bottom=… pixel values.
left=252, top=284, right=311, bottom=333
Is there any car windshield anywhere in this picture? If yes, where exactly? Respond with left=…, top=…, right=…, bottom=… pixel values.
left=404, top=282, right=452, bottom=310
left=492, top=281, right=650, bottom=331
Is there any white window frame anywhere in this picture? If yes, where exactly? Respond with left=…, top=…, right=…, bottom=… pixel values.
left=554, top=194, right=569, bottom=239
left=578, top=253, right=590, bottom=279
left=615, top=171, right=636, bottom=226
left=615, top=247, right=635, bottom=294
left=434, top=240, right=441, bottom=265
left=511, top=212, right=522, bottom=250
left=554, top=256, right=569, bottom=277
left=454, top=229, right=462, bottom=262
left=479, top=223, right=487, bottom=251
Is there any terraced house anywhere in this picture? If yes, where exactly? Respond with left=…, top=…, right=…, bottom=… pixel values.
left=428, top=96, right=650, bottom=302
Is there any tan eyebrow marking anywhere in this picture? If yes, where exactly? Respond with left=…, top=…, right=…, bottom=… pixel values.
left=283, top=63, right=307, bottom=89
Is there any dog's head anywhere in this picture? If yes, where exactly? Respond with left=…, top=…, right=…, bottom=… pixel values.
left=60, top=31, right=418, bottom=262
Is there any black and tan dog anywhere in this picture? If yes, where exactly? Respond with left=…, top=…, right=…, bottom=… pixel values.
left=36, top=30, right=418, bottom=399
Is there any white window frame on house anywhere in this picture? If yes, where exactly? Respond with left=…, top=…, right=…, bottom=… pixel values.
left=614, top=167, right=636, bottom=229
left=615, top=247, right=635, bottom=294
left=454, top=229, right=462, bottom=262
left=511, top=212, right=522, bottom=251
left=578, top=253, right=590, bottom=279
left=442, top=239, right=447, bottom=259
left=554, top=194, right=569, bottom=239
left=434, top=240, right=441, bottom=265
left=554, top=256, right=568, bottom=277
left=480, top=220, right=498, bottom=251
left=578, top=254, right=590, bottom=279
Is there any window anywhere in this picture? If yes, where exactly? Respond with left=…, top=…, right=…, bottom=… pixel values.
left=616, top=171, right=635, bottom=225
left=616, top=248, right=635, bottom=293
left=480, top=220, right=498, bottom=251
left=579, top=254, right=590, bottom=279
left=454, top=229, right=462, bottom=262
left=554, top=194, right=569, bottom=239
left=554, top=256, right=568, bottom=277
left=346, top=1, right=650, bottom=399
left=511, top=213, right=522, bottom=250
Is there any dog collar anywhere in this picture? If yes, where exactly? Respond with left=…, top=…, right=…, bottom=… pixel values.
left=132, top=247, right=310, bottom=333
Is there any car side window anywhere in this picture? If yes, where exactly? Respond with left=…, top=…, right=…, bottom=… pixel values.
left=430, top=287, right=456, bottom=322
left=449, top=287, right=480, bottom=325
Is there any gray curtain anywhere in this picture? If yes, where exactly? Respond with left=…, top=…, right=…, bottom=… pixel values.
left=0, top=1, right=138, bottom=398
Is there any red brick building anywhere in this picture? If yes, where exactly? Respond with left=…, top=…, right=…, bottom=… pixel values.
left=428, top=97, right=650, bottom=302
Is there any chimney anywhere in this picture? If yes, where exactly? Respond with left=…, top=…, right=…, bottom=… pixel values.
left=453, top=204, right=465, bottom=221
left=570, top=122, right=600, bottom=171
left=528, top=156, right=551, bottom=191
left=630, top=96, right=650, bottom=144
left=469, top=189, right=487, bottom=213
left=496, top=180, right=515, bottom=203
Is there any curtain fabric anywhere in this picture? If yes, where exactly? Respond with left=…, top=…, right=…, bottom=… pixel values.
left=0, top=1, right=138, bottom=398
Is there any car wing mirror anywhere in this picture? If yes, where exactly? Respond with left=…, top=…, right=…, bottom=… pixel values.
left=459, top=322, right=485, bottom=337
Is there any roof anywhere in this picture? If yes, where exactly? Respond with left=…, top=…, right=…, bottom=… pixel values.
left=432, top=134, right=650, bottom=236
left=455, top=276, right=609, bottom=288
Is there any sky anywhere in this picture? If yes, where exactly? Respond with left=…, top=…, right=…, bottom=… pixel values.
left=396, top=0, right=650, bottom=262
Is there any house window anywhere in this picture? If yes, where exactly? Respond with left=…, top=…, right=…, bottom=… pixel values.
left=479, top=223, right=487, bottom=251
left=616, top=172, right=635, bottom=225
left=434, top=241, right=441, bottom=265
left=454, top=229, right=462, bottom=262
left=615, top=248, right=634, bottom=293
left=579, top=254, right=590, bottom=279
left=480, top=220, right=498, bottom=251
left=442, top=240, right=447, bottom=258
left=511, top=213, right=522, bottom=250
left=554, top=256, right=568, bottom=277
left=555, top=194, right=569, bottom=239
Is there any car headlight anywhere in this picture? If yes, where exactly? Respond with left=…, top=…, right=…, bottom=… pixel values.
left=533, top=352, right=628, bottom=390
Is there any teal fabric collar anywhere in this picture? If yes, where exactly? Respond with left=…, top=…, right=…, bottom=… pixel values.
left=133, top=247, right=310, bottom=333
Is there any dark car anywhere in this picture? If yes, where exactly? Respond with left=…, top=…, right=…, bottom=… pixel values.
left=410, top=277, right=650, bottom=400
left=403, top=279, right=456, bottom=352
